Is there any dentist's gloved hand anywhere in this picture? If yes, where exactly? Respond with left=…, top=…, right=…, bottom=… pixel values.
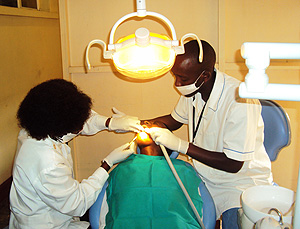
left=147, top=127, right=189, bottom=154
left=103, top=142, right=135, bottom=167
left=108, top=107, right=143, bottom=133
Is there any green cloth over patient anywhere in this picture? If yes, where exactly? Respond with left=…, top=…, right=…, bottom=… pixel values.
left=105, top=154, right=203, bottom=229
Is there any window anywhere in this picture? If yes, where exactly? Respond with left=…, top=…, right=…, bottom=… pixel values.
left=0, top=0, right=50, bottom=11
left=22, top=0, right=37, bottom=9
left=0, top=0, right=17, bottom=8
left=0, top=0, right=57, bottom=18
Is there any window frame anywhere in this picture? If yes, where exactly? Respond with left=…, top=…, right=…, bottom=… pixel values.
left=0, top=0, right=58, bottom=19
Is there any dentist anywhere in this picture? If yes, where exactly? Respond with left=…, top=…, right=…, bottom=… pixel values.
left=147, top=40, right=273, bottom=229
left=9, top=79, right=142, bottom=228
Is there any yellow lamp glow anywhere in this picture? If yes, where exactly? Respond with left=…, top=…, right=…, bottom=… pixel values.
left=85, top=0, right=203, bottom=80
left=112, top=30, right=176, bottom=79
left=137, top=131, right=151, bottom=142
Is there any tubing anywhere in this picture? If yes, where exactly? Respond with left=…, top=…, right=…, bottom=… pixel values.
left=159, top=144, right=205, bottom=229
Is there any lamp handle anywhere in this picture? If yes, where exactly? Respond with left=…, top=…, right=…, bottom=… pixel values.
left=108, top=11, right=178, bottom=49
left=175, top=33, right=203, bottom=63
left=85, top=39, right=113, bottom=70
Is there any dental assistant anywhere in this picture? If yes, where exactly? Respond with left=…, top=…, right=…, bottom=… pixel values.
left=9, top=79, right=142, bottom=229
left=147, top=40, right=273, bottom=229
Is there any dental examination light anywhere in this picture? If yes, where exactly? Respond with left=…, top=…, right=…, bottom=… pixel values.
left=238, top=42, right=300, bottom=228
left=85, top=0, right=203, bottom=80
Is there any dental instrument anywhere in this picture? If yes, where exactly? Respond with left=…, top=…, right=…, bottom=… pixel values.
left=124, top=136, right=137, bottom=150
left=128, top=136, right=137, bottom=146
left=160, top=144, right=205, bottom=229
left=137, top=128, right=205, bottom=228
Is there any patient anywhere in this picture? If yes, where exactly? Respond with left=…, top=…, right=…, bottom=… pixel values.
left=100, top=120, right=203, bottom=228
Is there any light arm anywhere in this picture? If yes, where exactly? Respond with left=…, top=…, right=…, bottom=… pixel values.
left=239, top=42, right=300, bottom=101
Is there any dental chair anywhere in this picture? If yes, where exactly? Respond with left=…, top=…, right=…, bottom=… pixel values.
left=240, top=99, right=291, bottom=228
left=259, top=99, right=291, bottom=161
left=89, top=100, right=289, bottom=229
left=238, top=100, right=292, bottom=227
left=89, top=152, right=217, bottom=229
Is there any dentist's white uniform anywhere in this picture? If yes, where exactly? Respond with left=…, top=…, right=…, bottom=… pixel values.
left=171, top=70, right=273, bottom=218
left=10, top=111, right=110, bottom=229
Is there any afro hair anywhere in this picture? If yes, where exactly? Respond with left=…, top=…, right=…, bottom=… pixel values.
left=17, top=79, right=92, bottom=140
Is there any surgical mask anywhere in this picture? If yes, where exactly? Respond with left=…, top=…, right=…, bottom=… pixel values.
left=58, top=133, right=79, bottom=144
left=175, top=72, right=204, bottom=96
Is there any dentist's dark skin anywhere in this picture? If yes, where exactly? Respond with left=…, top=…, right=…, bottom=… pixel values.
left=145, top=42, right=243, bottom=173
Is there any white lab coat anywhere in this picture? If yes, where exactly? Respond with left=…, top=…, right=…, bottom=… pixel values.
left=171, top=70, right=273, bottom=218
left=9, top=111, right=110, bottom=229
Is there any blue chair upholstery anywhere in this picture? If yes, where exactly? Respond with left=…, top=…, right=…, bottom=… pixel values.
left=186, top=162, right=216, bottom=229
left=259, top=99, right=291, bottom=161
left=89, top=161, right=216, bottom=229
left=89, top=181, right=108, bottom=229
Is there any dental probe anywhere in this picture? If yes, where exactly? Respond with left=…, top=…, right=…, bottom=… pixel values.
left=123, top=136, right=137, bottom=150
left=159, top=144, right=205, bottom=229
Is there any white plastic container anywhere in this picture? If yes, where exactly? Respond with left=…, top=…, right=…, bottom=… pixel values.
left=241, top=185, right=295, bottom=228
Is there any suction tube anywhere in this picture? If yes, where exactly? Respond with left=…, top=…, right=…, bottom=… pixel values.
left=159, top=144, right=205, bottom=229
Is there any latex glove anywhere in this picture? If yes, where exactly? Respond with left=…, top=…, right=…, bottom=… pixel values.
left=109, top=107, right=143, bottom=133
left=147, top=127, right=189, bottom=154
left=103, top=142, right=135, bottom=167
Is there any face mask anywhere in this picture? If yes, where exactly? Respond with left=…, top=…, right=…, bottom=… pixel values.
left=175, top=72, right=204, bottom=96
left=58, top=133, right=79, bottom=143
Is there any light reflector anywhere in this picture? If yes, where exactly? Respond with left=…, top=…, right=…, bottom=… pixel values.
left=85, top=0, right=203, bottom=80
left=112, top=30, right=176, bottom=79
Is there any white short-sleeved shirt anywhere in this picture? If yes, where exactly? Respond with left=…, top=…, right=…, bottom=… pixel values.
left=10, top=111, right=110, bottom=229
left=171, top=69, right=273, bottom=217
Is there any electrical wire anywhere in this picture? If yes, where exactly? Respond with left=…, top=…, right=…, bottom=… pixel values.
left=159, top=144, right=205, bottom=229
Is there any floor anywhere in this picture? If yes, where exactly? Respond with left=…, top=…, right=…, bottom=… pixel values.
left=0, top=195, right=10, bottom=228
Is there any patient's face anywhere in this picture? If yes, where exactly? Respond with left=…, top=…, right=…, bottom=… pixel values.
left=136, top=120, right=166, bottom=146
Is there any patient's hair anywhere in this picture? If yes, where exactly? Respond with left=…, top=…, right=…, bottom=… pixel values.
left=17, top=79, right=92, bottom=140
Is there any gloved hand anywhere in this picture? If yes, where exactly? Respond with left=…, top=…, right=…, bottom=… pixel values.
left=103, top=142, right=135, bottom=167
left=147, top=127, right=189, bottom=154
left=109, top=107, right=143, bottom=133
